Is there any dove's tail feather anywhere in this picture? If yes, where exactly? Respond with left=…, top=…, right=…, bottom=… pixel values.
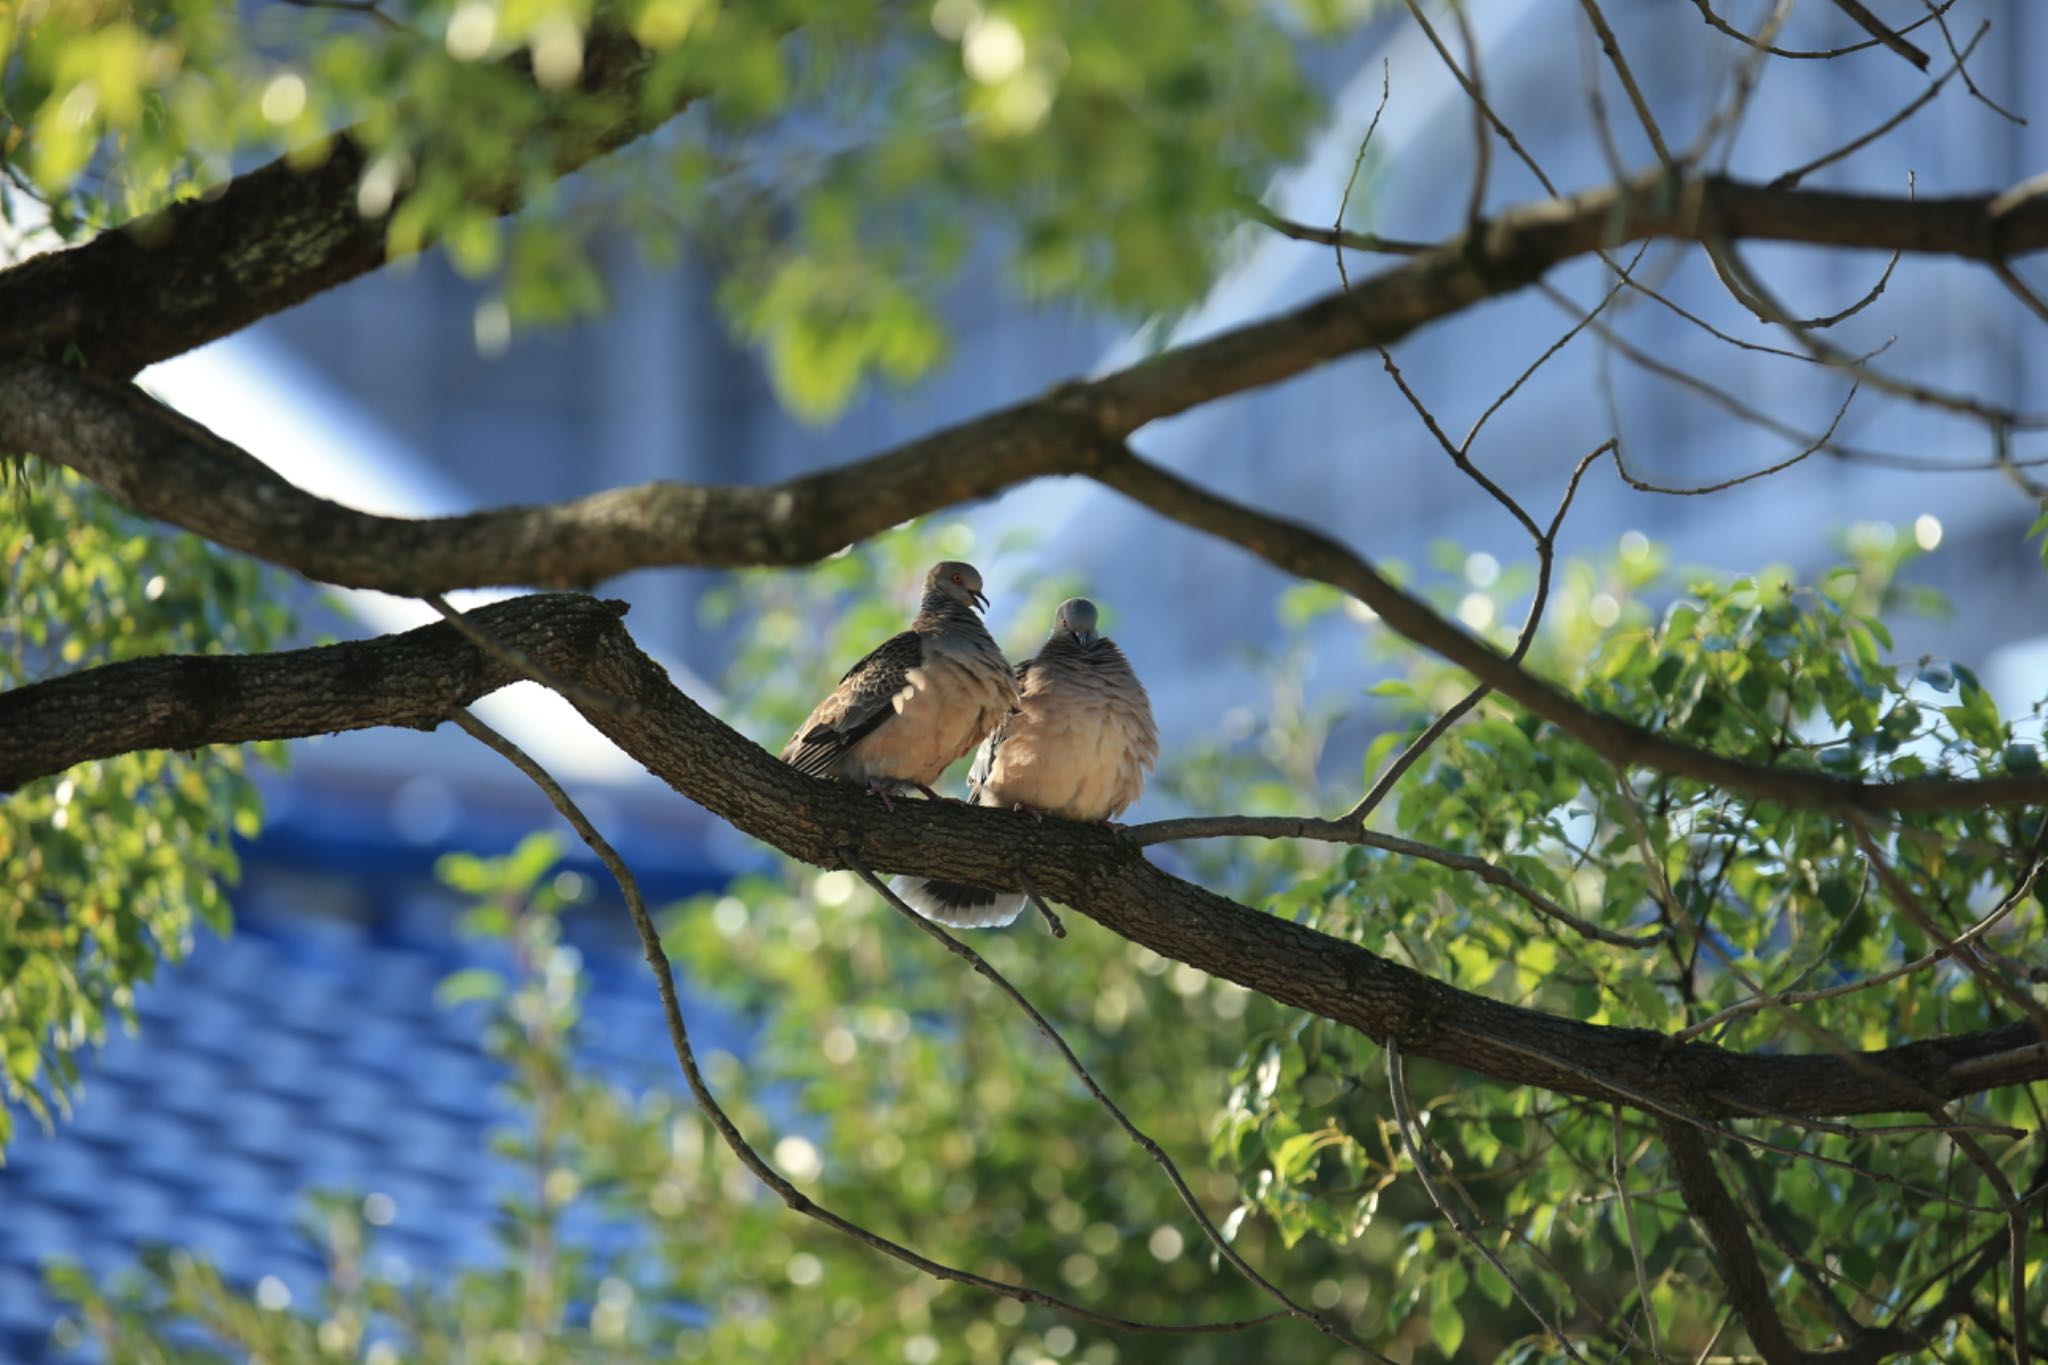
left=890, top=876, right=1028, bottom=928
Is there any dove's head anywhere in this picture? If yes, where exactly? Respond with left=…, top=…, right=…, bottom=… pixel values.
left=927, top=561, right=989, bottom=612
left=1053, top=597, right=1100, bottom=650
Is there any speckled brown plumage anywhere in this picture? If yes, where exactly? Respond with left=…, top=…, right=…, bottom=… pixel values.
left=780, top=562, right=1016, bottom=793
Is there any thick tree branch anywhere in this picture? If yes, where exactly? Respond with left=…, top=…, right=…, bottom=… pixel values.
left=0, top=28, right=698, bottom=378
left=7, top=595, right=2048, bottom=1124
left=5, top=164, right=2047, bottom=414
left=0, top=361, right=1108, bottom=590
left=1664, top=1122, right=1923, bottom=1365
left=0, top=594, right=629, bottom=784
left=15, top=357, right=2048, bottom=817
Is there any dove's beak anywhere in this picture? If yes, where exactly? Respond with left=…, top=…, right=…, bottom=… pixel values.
left=970, top=587, right=990, bottom=612
left=1073, top=628, right=1098, bottom=649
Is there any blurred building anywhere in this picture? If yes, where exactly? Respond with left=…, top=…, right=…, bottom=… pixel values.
left=7, top=1, right=2048, bottom=1356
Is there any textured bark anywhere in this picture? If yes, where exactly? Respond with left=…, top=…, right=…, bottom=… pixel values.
left=0, top=361, right=1109, bottom=590
left=4, top=593, right=2043, bottom=1123
left=14, top=364, right=2048, bottom=818
left=1654, top=1119, right=2015, bottom=1365
left=0, top=596, right=628, bottom=784
left=5, top=152, right=2046, bottom=386
left=0, top=30, right=689, bottom=379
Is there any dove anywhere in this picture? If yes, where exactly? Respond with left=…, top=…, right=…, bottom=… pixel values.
left=894, top=597, right=1158, bottom=928
left=781, top=561, right=1017, bottom=805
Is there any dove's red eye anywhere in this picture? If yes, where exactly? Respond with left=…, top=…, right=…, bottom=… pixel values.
left=952, top=574, right=963, bottom=585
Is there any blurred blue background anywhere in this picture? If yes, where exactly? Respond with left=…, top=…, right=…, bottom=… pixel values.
left=7, top=1, right=2048, bottom=1356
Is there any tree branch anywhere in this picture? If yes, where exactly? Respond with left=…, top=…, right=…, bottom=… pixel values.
left=17, top=361, right=2048, bottom=817
left=1663, top=1121, right=1924, bottom=1365
left=0, top=594, right=630, bottom=784
left=7, top=594, right=2048, bottom=1124
left=0, top=27, right=707, bottom=378
left=453, top=710, right=1273, bottom=1337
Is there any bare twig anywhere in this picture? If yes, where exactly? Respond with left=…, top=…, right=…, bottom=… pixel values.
left=454, top=710, right=1278, bottom=1337
left=1451, top=1, right=1492, bottom=229
left=1710, top=239, right=2048, bottom=431
left=1771, top=27, right=1987, bottom=189
left=1127, top=812, right=1665, bottom=948
left=424, top=591, right=637, bottom=716
left=1677, top=855, right=2046, bottom=1042
left=1398, top=0, right=1560, bottom=197
left=846, top=858, right=1380, bottom=1357
left=1609, top=381, right=1857, bottom=497
left=1343, top=439, right=1609, bottom=827
left=1334, top=60, right=1396, bottom=292
left=1014, top=866, right=1066, bottom=939
left=1827, top=0, right=1932, bottom=68
left=1796, top=249, right=1901, bottom=330
left=1854, top=825, right=2048, bottom=1043
left=1578, top=0, right=1677, bottom=169
left=1252, top=209, right=1427, bottom=258
left=1990, top=258, right=2048, bottom=329
left=1690, top=0, right=1953, bottom=61
left=1914, top=0, right=2023, bottom=123
left=1611, top=1107, right=1672, bottom=1363
left=1388, top=1041, right=1591, bottom=1362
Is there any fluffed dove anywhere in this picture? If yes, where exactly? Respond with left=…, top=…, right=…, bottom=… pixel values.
left=894, top=597, right=1158, bottom=927
left=781, top=561, right=1018, bottom=804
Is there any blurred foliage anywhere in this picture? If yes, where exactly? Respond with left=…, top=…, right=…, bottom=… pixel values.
left=42, top=521, right=2048, bottom=1362
left=0, top=469, right=289, bottom=1148
left=0, top=0, right=1365, bottom=416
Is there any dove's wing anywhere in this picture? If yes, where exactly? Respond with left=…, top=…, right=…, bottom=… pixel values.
left=781, top=630, right=924, bottom=779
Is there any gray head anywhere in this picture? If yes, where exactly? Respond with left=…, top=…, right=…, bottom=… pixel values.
left=1052, top=597, right=1101, bottom=650
left=925, top=561, right=989, bottom=612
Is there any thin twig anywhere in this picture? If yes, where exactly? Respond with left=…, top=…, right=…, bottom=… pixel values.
left=1398, top=0, right=1560, bottom=197
left=847, top=857, right=1384, bottom=1358
left=1457, top=1028, right=2010, bottom=1214
left=454, top=710, right=1275, bottom=1337
left=1797, top=249, right=1901, bottom=330
left=1334, top=60, right=1395, bottom=293
left=1611, top=1107, right=1672, bottom=1363
left=1827, top=0, right=1932, bottom=68
left=1387, top=1041, right=1590, bottom=1362
left=1014, top=866, right=1066, bottom=939
left=1711, top=238, right=2048, bottom=431
left=425, top=592, right=638, bottom=716
left=1915, top=0, right=2023, bottom=123
left=1771, top=26, right=1987, bottom=189
left=1990, top=259, right=2048, bottom=329
left=1577, top=0, right=1676, bottom=169
left=1690, top=0, right=1953, bottom=61
left=1938, top=1119, right=2030, bottom=1365
left=1344, top=440, right=1608, bottom=827
left=1254, top=208, right=1426, bottom=258
left=1127, top=812, right=1664, bottom=949
left=1451, top=1, right=1492, bottom=229
left=1677, top=855, right=2046, bottom=1041
left=1854, top=823, right=2048, bottom=1042
left=1609, top=381, right=1857, bottom=497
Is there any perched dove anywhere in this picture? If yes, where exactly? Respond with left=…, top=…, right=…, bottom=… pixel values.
left=781, top=561, right=1017, bottom=804
left=894, top=597, right=1158, bottom=927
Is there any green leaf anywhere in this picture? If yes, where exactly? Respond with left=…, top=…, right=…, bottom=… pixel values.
left=435, top=968, right=506, bottom=1008
left=1429, top=1277, right=1465, bottom=1357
